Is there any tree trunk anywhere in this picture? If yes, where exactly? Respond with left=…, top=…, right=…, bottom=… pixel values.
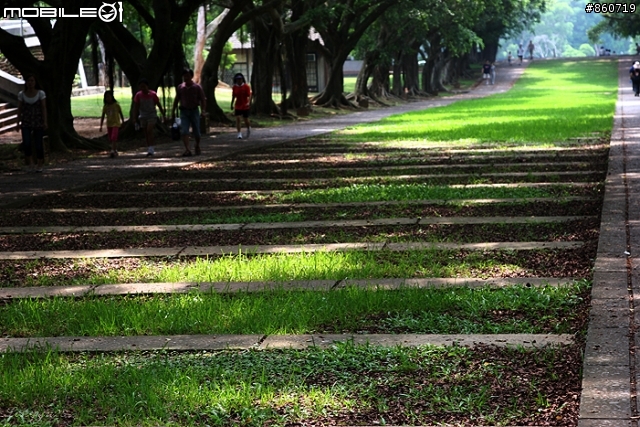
left=370, top=61, right=391, bottom=99
left=251, top=14, right=280, bottom=116
left=0, top=2, right=110, bottom=151
left=353, top=54, right=374, bottom=97
left=311, top=58, right=352, bottom=108
left=193, top=6, right=207, bottom=83
left=283, top=29, right=310, bottom=109
left=401, top=52, right=420, bottom=96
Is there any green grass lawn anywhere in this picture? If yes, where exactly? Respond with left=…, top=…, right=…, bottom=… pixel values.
left=340, top=59, right=617, bottom=144
left=0, top=343, right=579, bottom=426
left=0, top=282, right=587, bottom=337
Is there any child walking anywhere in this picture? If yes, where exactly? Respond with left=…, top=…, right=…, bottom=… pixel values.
left=99, top=90, right=125, bottom=158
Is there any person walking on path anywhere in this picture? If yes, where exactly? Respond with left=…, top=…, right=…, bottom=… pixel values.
left=507, top=51, right=513, bottom=66
left=631, top=68, right=640, bottom=96
left=230, top=73, right=251, bottom=139
left=16, top=74, right=48, bottom=173
left=517, top=44, right=524, bottom=65
left=132, top=78, right=166, bottom=157
left=629, top=62, right=640, bottom=90
left=172, top=68, right=207, bottom=157
left=527, top=40, right=535, bottom=60
left=482, top=60, right=492, bottom=85
left=99, top=90, right=125, bottom=158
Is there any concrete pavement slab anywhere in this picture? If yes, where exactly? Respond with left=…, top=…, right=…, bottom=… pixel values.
left=583, top=326, right=630, bottom=365
left=591, top=271, right=629, bottom=300
left=588, top=298, right=630, bottom=329
left=579, top=364, right=632, bottom=419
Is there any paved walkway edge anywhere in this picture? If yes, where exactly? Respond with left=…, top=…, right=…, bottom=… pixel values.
left=577, top=59, right=633, bottom=427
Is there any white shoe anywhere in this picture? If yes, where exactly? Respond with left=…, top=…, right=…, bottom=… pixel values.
left=237, top=133, right=243, bottom=139
left=246, top=128, right=251, bottom=138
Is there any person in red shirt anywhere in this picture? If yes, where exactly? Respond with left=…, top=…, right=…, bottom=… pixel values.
left=230, top=73, right=251, bottom=139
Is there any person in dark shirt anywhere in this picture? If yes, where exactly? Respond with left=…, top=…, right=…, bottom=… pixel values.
left=482, top=61, right=491, bottom=85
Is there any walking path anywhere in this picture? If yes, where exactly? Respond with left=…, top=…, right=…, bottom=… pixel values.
left=576, top=58, right=640, bottom=427
left=0, top=63, right=524, bottom=208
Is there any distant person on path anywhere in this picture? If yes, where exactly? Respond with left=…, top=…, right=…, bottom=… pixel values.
left=230, top=72, right=251, bottom=139
left=527, top=40, right=534, bottom=60
left=132, top=78, right=166, bottom=157
left=631, top=69, right=640, bottom=96
left=16, top=74, right=47, bottom=173
left=482, top=60, right=491, bottom=85
left=172, top=68, right=207, bottom=157
left=507, top=51, right=513, bottom=66
left=631, top=62, right=640, bottom=93
left=517, top=44, right=524, bottom=65
left=636, top=43, right=640, bottom=55
left=99, top=90, right=124, bottom=158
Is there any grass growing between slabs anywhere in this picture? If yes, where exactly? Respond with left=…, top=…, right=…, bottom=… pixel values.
left=254, top=182, right=599, bottom=205
left=0, top=248, right=593, bottom=288
left=0, top=343, right=581, bottom=427
left=338, top=59, right=616, bottom=145
left=0, top=282, right=589, bottom=337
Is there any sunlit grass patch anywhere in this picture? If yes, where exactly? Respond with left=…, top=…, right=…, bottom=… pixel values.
left=339, top=59, right=616, bottom=145
left=272, top=182, right=596, bottom=204
left=0, top=343, right=582, bottom=426
left=0, top=281, right=589, bottom=337
left=1, top=248, right=590, bottom=288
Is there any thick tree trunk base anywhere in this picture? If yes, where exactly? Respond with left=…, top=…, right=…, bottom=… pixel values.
left=311, top=92, right=357, bottom=109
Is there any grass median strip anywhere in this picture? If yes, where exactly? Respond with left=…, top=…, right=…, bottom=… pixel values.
left=0, top=281, right=589, bottom=337
left=0, top=343, right=582, bottom=426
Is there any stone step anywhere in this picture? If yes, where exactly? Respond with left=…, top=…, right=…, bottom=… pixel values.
left=0, top=241, right=584, bottom=260
left=8, top=196, right=597, bottom=214
left=0, top=277, right=578, bottom=299
left=0, top=333, right=574, bottom=353
left=128, top=160, right=604, bottom=178
left=62, top=181, right=599, bottom=197
left=112, top=170, right=603, bottom=186
left=0, top=215, right=596, bottom=235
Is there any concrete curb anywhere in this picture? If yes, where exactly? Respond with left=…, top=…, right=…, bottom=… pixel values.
left=6, top=196, right=596, bottom=214
left=0, top=333, right=574, bottom=353
left=0, top=215, right=595, bottom=235
left=0, top=277, right=577, bottom=299
left=0, top=241, right=584, bottom=260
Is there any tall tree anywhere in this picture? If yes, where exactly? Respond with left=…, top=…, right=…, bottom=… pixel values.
left=95, top=0, right=205, bottom=99
left=0, top=0, right=105, bottom=151
left=309, top=0, right=401, bottom=108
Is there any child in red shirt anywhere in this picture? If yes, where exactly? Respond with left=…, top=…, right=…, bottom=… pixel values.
left=230, top=73, right=251, bottom=139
